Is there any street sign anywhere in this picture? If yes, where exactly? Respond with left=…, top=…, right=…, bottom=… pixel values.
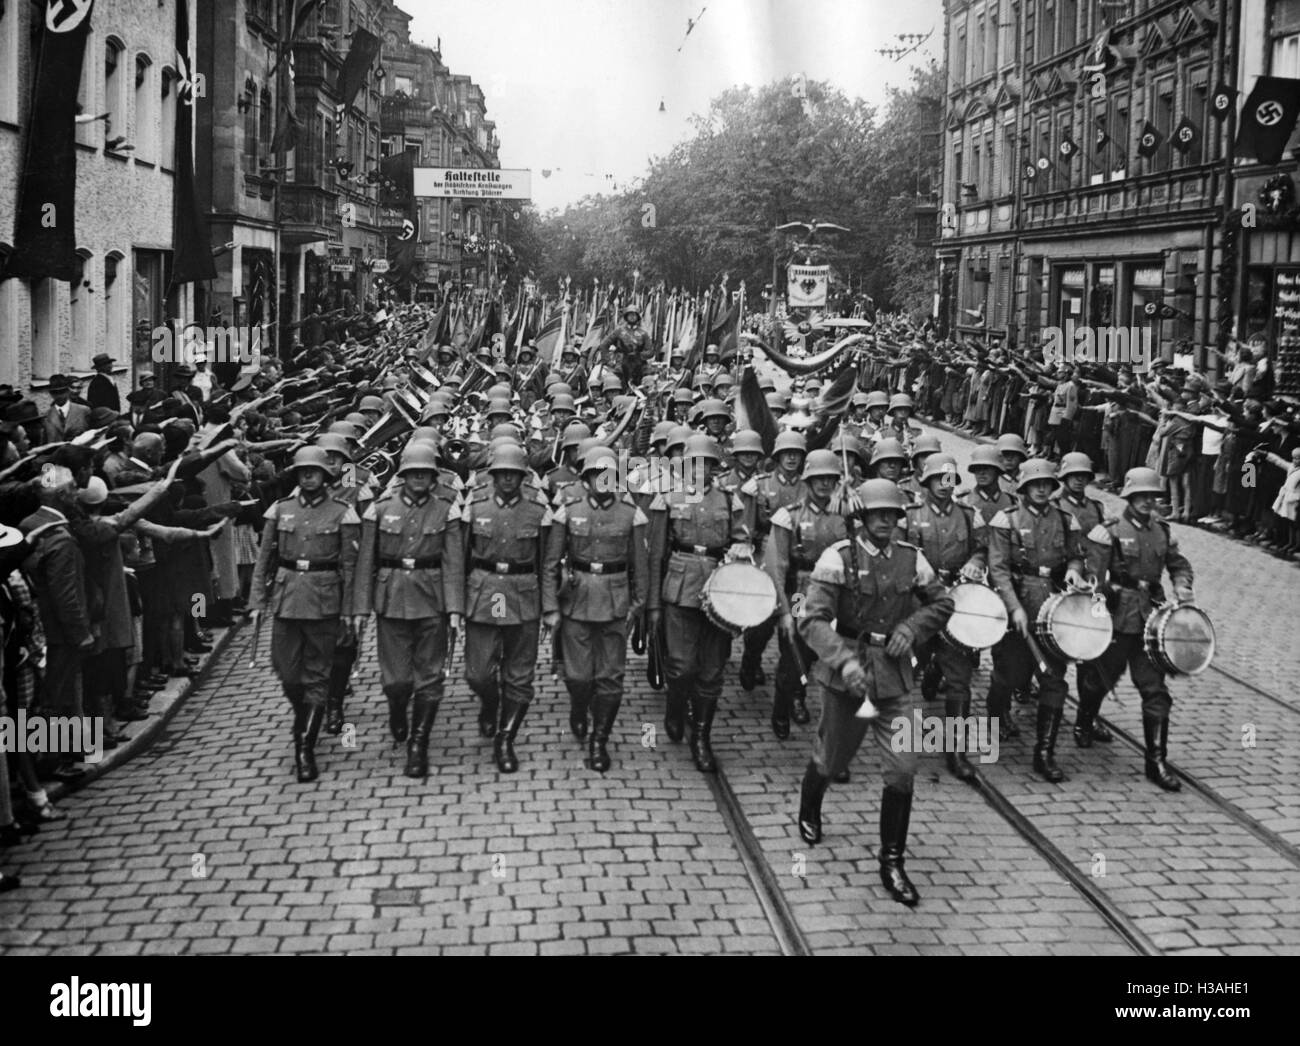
left=371, top=259, right=390, bottom=273
left=329, top=260, right=355, bottom=273
left=413, top=167, right=532, bottom=200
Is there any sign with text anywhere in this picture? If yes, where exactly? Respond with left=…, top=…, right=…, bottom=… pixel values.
left=413, top=167, right=532, bottom=200
left=787, top=264, right=829, bottom=308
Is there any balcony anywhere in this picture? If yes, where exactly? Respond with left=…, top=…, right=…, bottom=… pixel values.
left=1021, top=164, right=1222, bottom=235
left=292, top=43, right=339, bottom=93
left=381, top=97, right=439, bottom=134
left=278, top=183, right=337, bottom=245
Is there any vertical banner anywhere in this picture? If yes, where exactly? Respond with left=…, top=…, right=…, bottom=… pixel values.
left=171, top=0, right=216, bottom=285
left=336, top=28, right=381, bottom=115
left=5, top=1, right=96, bottom=282
left=787, top=264, right=829, bottom=308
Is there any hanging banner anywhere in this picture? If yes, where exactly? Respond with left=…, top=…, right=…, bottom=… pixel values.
left=787, top=264, right=830, bottom=309
left=413, top=167, right=532, bottom=200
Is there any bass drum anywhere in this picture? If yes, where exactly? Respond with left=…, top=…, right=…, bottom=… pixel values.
left=701, top=562, right=777, bottom=635
left=943, top=582, right=1008, bottom=653
left=1034, top=591, right=1113, bottom=663
left=1143, top=603, right=1215, bottom=676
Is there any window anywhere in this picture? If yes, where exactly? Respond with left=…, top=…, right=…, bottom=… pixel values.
left=160, top=68, right=177, bottom=167
left=0, top=244, right=15, bottom=387
left=1056, top=265, right=1085, bottom=329
left=1089, top=264, right=1116, bottom=327
left=952, top=146, right=963, bottom=200
left=974, top=16, right=986, bottom=80
left=259, top=87, right=273, bottom=160
left=75, top=27, right=96, bottom=146
left=394, top=75, right=413, bottom=96
left=0, top=0, right=18, bottom=124
left=1271, top=0, right=1300, bottom=75
left=134, top=54, right=155, bottom=162
left=242, top=76, right=259, bottom=175
left=1038, top=0, right=1056, bottom=63
left=954, top=27, right=967, bottom=89
left=1151, top=79, right=1174, bottom=171
left=1001, top=121, right=1017, bottom=196
left=986, top=5, right=999, bottom=70
left=1127, top=263, right=1165, bottom=332
left=70, top=252, right=92, bottom=369
left=1060, top=0, right=1078, bottom=51
left=31, top=279, right=59, bottom=379
left=1057, top=112, right=1073, bottom=188
left=104, top=253, right=126, bottom=363
left=1182, top=76, right=1209, bottom=167
left=984, top=127, right=996, bottom=196
left=972, top=142, right=982, bottom=196
left=105, top=38, right=125, bottom=147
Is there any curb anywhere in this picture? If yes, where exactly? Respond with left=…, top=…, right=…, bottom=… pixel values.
left=44, top=619, right=246, bottom=804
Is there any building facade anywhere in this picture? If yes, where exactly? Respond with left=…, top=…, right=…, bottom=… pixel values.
left=938, top=0, right=1233, bottom=370
left=0, top=0, right=194, bottom=405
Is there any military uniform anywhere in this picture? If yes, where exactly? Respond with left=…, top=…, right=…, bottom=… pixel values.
left=1053, top=489, right=1106, bottom=534
left=763, top=496, right=845, bottom=734
left=444, top=485, right=557, bottom=752
left=545, top=488, right=649, bottom=769
left=886, top=420, right=923, bottom=457
left=322, top=465, right=377, bottom=731
left=353, top=484, right=459, bottom=776
left=738, top=468, right=805, bottom=686
left=958, top=485, right=1016, bottom=525
left=646, top=480, right=749, bottom=769
left=1078, top=508, right=1194, bottom=787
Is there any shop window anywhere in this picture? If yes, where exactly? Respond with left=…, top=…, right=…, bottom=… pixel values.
left=1056, top=266, right=1085, bottom=330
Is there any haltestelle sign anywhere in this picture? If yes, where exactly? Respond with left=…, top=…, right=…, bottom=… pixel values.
left=413, top=167, right=532, bottom=200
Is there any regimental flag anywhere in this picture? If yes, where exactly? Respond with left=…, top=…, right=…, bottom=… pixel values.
left=1136, top=120, right=1164, bottom=159
left=5, top=0, right=96, bottom=282
left=1235, top=76, right=1300, bottom=166
left=1058, top=133, right=1080, bottom=162
left=171, top=0, right=216, bottom=285
left=1172, top=115, right=1200, bottom=154
left=336, top=27, right=381, bottom=118
left=1210, top=82, right=1237, bottom=122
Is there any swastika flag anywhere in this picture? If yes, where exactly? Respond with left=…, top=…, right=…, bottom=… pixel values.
left=1235, top=76, right=1300, bottom=166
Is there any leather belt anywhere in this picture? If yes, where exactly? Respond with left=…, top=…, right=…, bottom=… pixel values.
left=569, top=558, right=627, bottom=574
left=278, top=558, right=339, bottom=572
left=836, top=625, right=889, bottom=645
left=672, top=540, right=726, bottom=559
left=471, top=557, right=535, bottom=575
left=379, top=556, right=442, bottom=570
left=1117, top=578, right=1152, bottom=591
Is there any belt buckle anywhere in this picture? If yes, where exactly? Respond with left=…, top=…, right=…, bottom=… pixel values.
left=1037, top=566, right=1052, bottom=577
left=870, top=632, right=888, bottom=645
left=295, top=559, right=311, bottom=572
left=401, top=557, right=416, bottom=570
left=692, top=544, right=707, bottom=555
left=590, top=562, right=605, bottom=574
left=495, top=561, right=509, bottom=574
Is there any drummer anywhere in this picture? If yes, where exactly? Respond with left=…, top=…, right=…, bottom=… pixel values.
left=902, top=453, right=989, bottom=781
left=984, top=458, right=1089, bottom=778
left=1078, top=467, right=1195, bottom=792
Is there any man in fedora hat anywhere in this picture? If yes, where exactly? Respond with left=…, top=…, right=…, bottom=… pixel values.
left=598, top=306, right=654, bottom=388
left=87, top=354, right=121, bottom=413
left=42, top=375, right=91, bottom=444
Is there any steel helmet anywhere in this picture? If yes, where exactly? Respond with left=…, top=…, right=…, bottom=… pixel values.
left=911, top=433, right=942, bottom=458
left=561, top=421, right=592, bottom=449
left=670, top=346, right=685, bottom=360
left=765, top=392, right=787, bottom=411
left=802, top=449, right=842, bottom=481
left=290, top=446, right=333, bottom=474
left=327, top=421, right=360, bottom=441
left=410, top=426, right=441, bottom=444
left=672, top=388, right=694, bottom=405
left=870, top=437, right=907, bottom=466
left=517, top=342, right=535, bottom=358
left=574, top=437, right=601, bottom=463
left=424, top=401, right=451, bottom=420
left=683, top=434, right=722, bottom=463
left=773, top=430, right=808, bottom=456
left=547, top=382, right=574, bottom=399
left=699, top=398, right=729, bottom=421
left=623, top=306, right=641, bottom=321
left=732, top=429, right=764, bottom=456
left=490, top=422, right=522, bottom=442
left=1120, top=467, right=1164, bottom=499
left=601, top=373, right=623, bottom=392
left=758, top=375, right=777, bottom=392
left=856, top=478, right=908, bottom=515
left=996, top=433, right=1029, bottom=458
left=397, top=444, right=440, bottom=474
left=359, top=395, right=386, bottom=413
left=581, top=444, right=618, bottom=473
left=704, top=343, right=720, bottom=358
left=437, top=344, right=456, bottom=358
left=344, top=413, right=370, bottom=430
left=487, top=398, right=513, bottom=418
left=829, top=433, right=866, bottom=465
left=850, top=392, right=871, bottom=408
left=969, top=445, right=1004, bottom=472
left=551, top=393, right=576, bottom=413
left=713, top=372, right=734, bottom=389
left=314, top=432, right=352, bottom=458
left=1059, top=452, right=1095, bottom=479
left=487, top=383, right=513, bottom=399
left=1016, top=458, right=1061, bottom=492
left=865, top=390, right=890, bottom=410
left=488, top=444, right=529, bottom=474
left=888, top=393, right=914, bottom=412
left=665, top=425, right=693, bottom=454
left=651, top=420, right=676, bottom=445
left=920, top=452, right=960, bottom=486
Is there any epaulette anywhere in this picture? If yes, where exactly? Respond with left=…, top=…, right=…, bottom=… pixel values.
left=828, top=538, right=850, bottom=553
left=896, top=540, right=921, bottom=552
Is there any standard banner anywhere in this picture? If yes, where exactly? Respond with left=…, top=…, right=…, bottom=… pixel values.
left=413, top=167, right=532, bottom=200
left=787, top=264, right=829, bottom=308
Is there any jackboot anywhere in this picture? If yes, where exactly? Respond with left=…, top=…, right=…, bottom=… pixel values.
left=404, top=695, right=440, bottom=779
left=588, top=695, right=618, bottom=773
left=568, top=686, right=591, bottom=741
left=770, top=687, right=791, bottom=740
left=298, top=705, right=324, bottom=783
left=879, top=786, right=919, bottom=907
left=664, top=682, right=687, bottom=743
left=920, top=659, right=941, bottom=704
left=689, top=696, right=718, bottom=773
left=790, top=687, right=811, bottom=725
left=987, top=683, right=1019, bottom=740
left=385, top=686, right=412, bottom=743
left=738, top=653, right=766, bottom=691
left=478, top=686, right=500, bottom=738
left=1032, top=705, right=1066, bottom=782
left=945, top=699, right=976, bottom=781
left=1143, top=716, right=1180, bottom=791
left=291, top=706, right=308, bottom=781
left=798, top=760, right=830, bottom=845
left=494, top=698, right=528, bottom=774
left=325, top=692, right=345, bottom=736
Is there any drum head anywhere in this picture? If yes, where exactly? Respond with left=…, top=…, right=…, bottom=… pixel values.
left=704, top=562, right=777, bottom=630
left=944, top=583, right=1008, bottom=651
left=1155, top=605, right=1216, bottom=675
left=1040, top=591, right=1113, bottom=662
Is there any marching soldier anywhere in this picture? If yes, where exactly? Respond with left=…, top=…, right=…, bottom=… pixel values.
left=542, top=422, right=591, bottom=502
left=445, top=443, right=557, bottom=773
left=665, top=347, right=691, bottom=389
left=763, top=449, right=846, bottom=736
left=646, top=434, right=752, bottom=772
left=351, top=444, right=459, bottom=779
left=860, top=390, right=891, bottom=443
left=249, top=446, right=361, bottom=783
left=959, top=445, right=1017, bottom=524
left=898, top=432, right=942, bottom=506
left=697, top=343, right=725, bottom=389
left=545, top=445, right=649, bottom=772
left=1052, top=451, right=1114, bottom=747
left=697, top=398, right=733, bottom=460
left=902, top=453, right=988, bottom=780
left=597, top=306, right=654, bottom=387
left=1078, top=468, right=1195, bottom=791
left=843, top=393, right=872, bottom=442
left=984, top=459, right=1089, bottom=774
left=716, top=428, right=764, bottom=494
left=739, top=429, right=807, bottom=690
left=796, top=479, right=954, bottom=907
left=868, top=437, right=908, bottom=487
left=996, top=433, right=1029, bottom=495
left=886, top=394, right=923, bottom=456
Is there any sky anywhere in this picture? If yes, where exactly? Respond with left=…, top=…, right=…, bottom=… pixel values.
left=402, top=0, right=943, bottom=213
